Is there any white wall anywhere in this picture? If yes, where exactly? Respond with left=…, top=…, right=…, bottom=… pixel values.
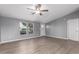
left=0, top=17, right=40, bottom=42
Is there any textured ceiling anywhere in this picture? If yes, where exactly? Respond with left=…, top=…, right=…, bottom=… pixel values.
left=0, top=4, right=79, bottom=23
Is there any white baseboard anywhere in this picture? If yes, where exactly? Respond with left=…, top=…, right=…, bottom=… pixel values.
left=1, top=35, right=78, bottom=44
left=46, top=35, right=79, bottom=42
left=0, top=36, right=41, bottom=44
left=46, top=35, right=68, bottom=40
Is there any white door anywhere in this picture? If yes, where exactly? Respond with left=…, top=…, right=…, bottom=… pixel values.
left=67, top=19, right=79, bottom=41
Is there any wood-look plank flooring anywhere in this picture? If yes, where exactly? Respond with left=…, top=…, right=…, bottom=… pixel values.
left=0, top=36, right=79, bottom=54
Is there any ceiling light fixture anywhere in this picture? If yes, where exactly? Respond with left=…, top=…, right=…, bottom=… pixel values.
left=27, top=4, right=48, bottom=15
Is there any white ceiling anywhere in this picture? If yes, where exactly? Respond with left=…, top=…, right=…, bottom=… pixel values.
left=0, top=4, right=79, bottom=23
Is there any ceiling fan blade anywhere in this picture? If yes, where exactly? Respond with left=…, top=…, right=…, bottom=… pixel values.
left=27, top=8, right=34, bottom=10
left=27, top=11, right=35, bottom=15
left=41, top=10, right=48, bottom=12
left=31, top=12, right=36, bottom=14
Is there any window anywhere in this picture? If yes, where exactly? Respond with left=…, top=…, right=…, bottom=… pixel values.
left=20, top=22, right=27, bottom=35
left=19, top=22, right=33, bottom=35
left=28, top=23, right=33, bottom=34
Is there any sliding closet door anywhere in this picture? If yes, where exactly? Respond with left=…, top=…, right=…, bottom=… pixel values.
left=67, top=19, right=79, bottom=41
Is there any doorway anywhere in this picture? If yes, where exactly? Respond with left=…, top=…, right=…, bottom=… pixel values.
left=67, top=19, right=79, bottom=41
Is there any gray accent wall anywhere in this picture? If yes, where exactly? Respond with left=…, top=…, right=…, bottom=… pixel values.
left=0, top=17, right=40, bottom=42
left=40, top=23, right=46, bottom=36
left=46, top=10, right=79, bottom=39
left=46, top=18, right=67, bottom=38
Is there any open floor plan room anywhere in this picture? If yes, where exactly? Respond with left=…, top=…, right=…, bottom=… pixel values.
left=0, top=4, right=79, bottom=54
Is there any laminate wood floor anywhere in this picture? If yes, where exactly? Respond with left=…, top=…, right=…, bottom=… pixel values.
left=0, top=36, right=79, bottom=54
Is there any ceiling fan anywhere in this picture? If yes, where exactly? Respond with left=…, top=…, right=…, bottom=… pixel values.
left=27, top=4, right=48, bottom=15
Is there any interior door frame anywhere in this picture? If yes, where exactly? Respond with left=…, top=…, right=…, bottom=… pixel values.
left=67, top=19, right=79, bottom=41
